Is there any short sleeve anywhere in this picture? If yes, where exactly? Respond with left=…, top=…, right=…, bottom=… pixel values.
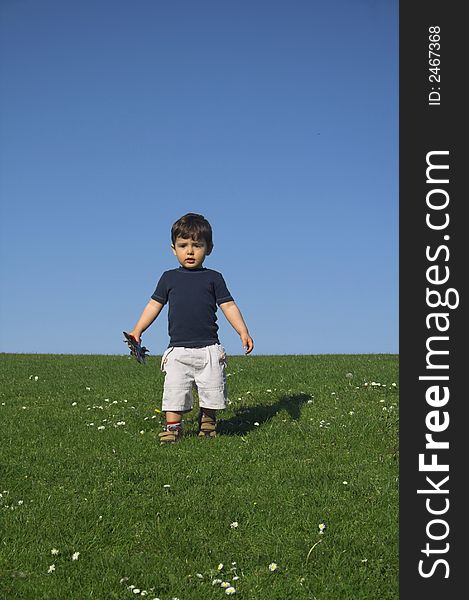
left=214, top=273, right=234, bottom=306
left=151, top=272, right=169, bottom=305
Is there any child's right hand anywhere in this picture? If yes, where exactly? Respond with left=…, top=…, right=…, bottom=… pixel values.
left=128, top=331, right=141, bottom=344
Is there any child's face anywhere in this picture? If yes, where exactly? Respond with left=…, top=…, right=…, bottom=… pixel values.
left=172, top=236, right=210, bottom=269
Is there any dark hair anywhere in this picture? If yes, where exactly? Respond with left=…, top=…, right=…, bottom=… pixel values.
left=171, top=213, right=213, bottom=253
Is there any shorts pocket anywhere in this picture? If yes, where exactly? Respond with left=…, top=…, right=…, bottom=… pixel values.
left=217, top=345, right=227, bottom=368
left=160, top=347, right=174, bottom=372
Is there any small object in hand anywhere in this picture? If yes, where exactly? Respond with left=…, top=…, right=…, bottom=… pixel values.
left=123, top=331, right=150, bottom=364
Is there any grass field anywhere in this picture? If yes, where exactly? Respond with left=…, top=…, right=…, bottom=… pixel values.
left=0, top=353, right=398, bottom=600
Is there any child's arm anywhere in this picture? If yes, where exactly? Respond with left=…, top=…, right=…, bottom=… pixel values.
left=129, top=299, right=164, bottom=343
left=219, top=301, right=254, bottom=354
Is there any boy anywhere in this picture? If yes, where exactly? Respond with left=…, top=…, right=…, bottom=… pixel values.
left=128, top=213, right=254, bottom=444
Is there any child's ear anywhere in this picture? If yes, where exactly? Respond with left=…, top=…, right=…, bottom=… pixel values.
left=171, top=245, right=177, bottom=256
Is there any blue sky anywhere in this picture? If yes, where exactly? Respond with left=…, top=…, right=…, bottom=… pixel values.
left=0, top=0, right=398, bottom=356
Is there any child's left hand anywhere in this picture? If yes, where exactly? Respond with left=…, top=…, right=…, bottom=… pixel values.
left=241, top=333, right=254, bottom=354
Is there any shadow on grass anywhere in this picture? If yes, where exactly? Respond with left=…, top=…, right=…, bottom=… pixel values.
left=218, top=393, right=311, bottom=436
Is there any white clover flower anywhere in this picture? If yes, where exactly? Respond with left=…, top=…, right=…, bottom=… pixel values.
left=133, top=589, right=141, bottom=595
left=230, top=521, right=238, bottom=528
left=71, top=551, right=80, bottom=561
left=51, top=548, right=59, bottom=555
left=343, top=481, right=348, bottom=485
left=97, top=426, right=105, bottom=430
left=217, top=563, right=224, bottom=571
left=254, top=422, right=259, bottom=427
left=120, top=577, right=129, bottom=584
left=140, top=430, right=145, bottom=434
left=212, top=579, right=223, bottom=585
left=268, top=563, right=278, bottom=572
left=266, top=389, right=272, bottom=392
left=346, top=372, right=353, bottom=379
left=72, top=402, right=77, bottom=406
left=221, top=581, right=231, bottom=588
left=17, top=500, right=24, bottom=505
left=47, top=564, right=55, bottom=573
left=196, top=573, right=204, bottom=578
left=34, top=376, right=39, bottom=381
left=86, top=386, right=91, bottom=390
left=319, top=523, right=326, bottom=534
left=225, top=587, right=236, bottom=595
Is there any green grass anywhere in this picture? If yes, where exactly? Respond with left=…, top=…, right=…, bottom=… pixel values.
left=0, top=353, right=398, bottom=599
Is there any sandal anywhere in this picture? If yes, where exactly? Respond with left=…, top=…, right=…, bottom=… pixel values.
left=158, top=427, right=183, bottom=444
left=198, top=414, right=217, bottom=438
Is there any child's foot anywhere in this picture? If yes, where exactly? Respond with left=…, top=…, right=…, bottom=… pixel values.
left=158, top=424, right=183, bottom=444
left=198, top=414, right=217, bottom=438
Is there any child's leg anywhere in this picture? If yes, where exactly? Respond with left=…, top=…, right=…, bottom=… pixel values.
left=165, top=410, right=183, bottom=427
left=195, top=344, right=228, bottom=438
left=198, top=407, right=218, bottom=438
left=200, top=407, right=216, bottom=421
left=159, top=410, right=184, bottom=444
left=160, top=348, right=194, bottom=444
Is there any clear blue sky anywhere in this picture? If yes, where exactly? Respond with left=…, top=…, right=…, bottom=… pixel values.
left=0, top=0, right=398, bottom=356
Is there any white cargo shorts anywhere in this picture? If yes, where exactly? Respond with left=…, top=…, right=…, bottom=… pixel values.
left=160, top=344, right=228, bottom=412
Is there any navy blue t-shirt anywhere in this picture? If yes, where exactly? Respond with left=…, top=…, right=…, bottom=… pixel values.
left=151, top=267, right=234, bottom=347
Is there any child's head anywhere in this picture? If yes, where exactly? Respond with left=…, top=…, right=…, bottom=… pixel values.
left=171, top=213, right=213, bottom=269
left=171, top=213, right=214, bottom=253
